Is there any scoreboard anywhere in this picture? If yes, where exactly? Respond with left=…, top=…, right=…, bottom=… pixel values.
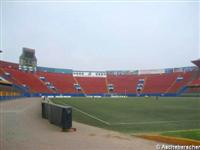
left=19, top=48, right=37, bottom=72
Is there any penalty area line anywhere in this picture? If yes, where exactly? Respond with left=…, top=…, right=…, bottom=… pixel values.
left=72, top=106, right=111, bottom=126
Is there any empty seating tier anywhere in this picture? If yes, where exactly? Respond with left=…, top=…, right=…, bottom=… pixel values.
left=75, top=77, right=107, bottom=95
left=3, top=68, right=52, bottom=93
left=107, top=75, right=140, bottom=94
left=36, top=72, right=77, bottom=94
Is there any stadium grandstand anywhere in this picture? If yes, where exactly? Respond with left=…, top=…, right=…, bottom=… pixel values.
left=0, top=48, right=199, bottom=100
left=0, top=76, right=24, bottom=100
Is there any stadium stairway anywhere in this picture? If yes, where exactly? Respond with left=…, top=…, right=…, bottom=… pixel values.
left=105, top=76, right=110, bottom=94
left=33, top=73, right=56, bottom=94
left=72, top=76, right=85, bottom=95
left=138, top=74, right=174, bottom=94
left=36, top=72, right=77, bottom=94
left=139, top=76, right=147, bottom=95
left=165, top=72, right=193, bottom=94
left=0, top=67, right=24, bottom=86
left=184, top=70, right=200, bottom=95
left=2, top=68, right=52, bottom=94
left=189, top=70, right=200, bottom=86
left=107, top=75, right=140, bottom=95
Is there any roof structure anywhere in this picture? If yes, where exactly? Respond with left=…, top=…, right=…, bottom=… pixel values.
left=191, top=59, right=200, bottom=68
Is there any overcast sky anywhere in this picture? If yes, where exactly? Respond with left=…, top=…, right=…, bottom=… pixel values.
left=0, top=0, right=199, bottom=71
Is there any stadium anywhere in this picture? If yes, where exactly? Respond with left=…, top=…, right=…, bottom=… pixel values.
left=0, top=1, right=200, bottom=150
left=0, top=48, right=200, bottom=98
left=0, top=48, right=200, bottom=150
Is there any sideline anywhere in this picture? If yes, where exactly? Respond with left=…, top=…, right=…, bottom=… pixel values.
left=73, top=106, right=111, bottom=126
left=112, top=120, right=200, bottom=125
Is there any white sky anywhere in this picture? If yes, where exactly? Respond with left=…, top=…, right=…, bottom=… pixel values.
left=0, top=0, right=200, bottom=71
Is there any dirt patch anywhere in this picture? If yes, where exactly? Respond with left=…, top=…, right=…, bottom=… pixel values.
left=105, top=134, right=130, bottom=141
left=0, top=98, right=160, bottom=150
left=89, top=133, right=96, bottom=136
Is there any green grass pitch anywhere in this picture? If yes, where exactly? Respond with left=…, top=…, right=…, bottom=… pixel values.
left=52, top=97, right=200, bottom=140
left=161, top=129, right=200, bottom=140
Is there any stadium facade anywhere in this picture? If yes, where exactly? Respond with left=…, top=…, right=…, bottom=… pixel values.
left=0, top=48, right=200, bottom=100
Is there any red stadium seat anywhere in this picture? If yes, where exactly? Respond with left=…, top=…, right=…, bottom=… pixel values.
left=3, top=68, right=52, bottom=93
left=36, top=72, right=77, bottom=94
left=0, top=60, right=199, bottom=95
left=75, top=77, right=107, bottom=94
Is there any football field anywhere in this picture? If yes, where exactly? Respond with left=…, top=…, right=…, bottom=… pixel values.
left=52, top=97, right=200, bottom=139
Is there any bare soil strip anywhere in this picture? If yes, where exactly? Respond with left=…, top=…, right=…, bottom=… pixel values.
left=0, top=98, right=159, bottom=150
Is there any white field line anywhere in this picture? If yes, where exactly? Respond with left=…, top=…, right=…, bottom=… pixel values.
left=111, top=120, right=200, bottom=125
left=72, top=106, right=111, bottom=126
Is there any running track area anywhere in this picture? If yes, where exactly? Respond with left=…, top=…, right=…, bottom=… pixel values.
left=0, top=98, right=160, bottom=150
